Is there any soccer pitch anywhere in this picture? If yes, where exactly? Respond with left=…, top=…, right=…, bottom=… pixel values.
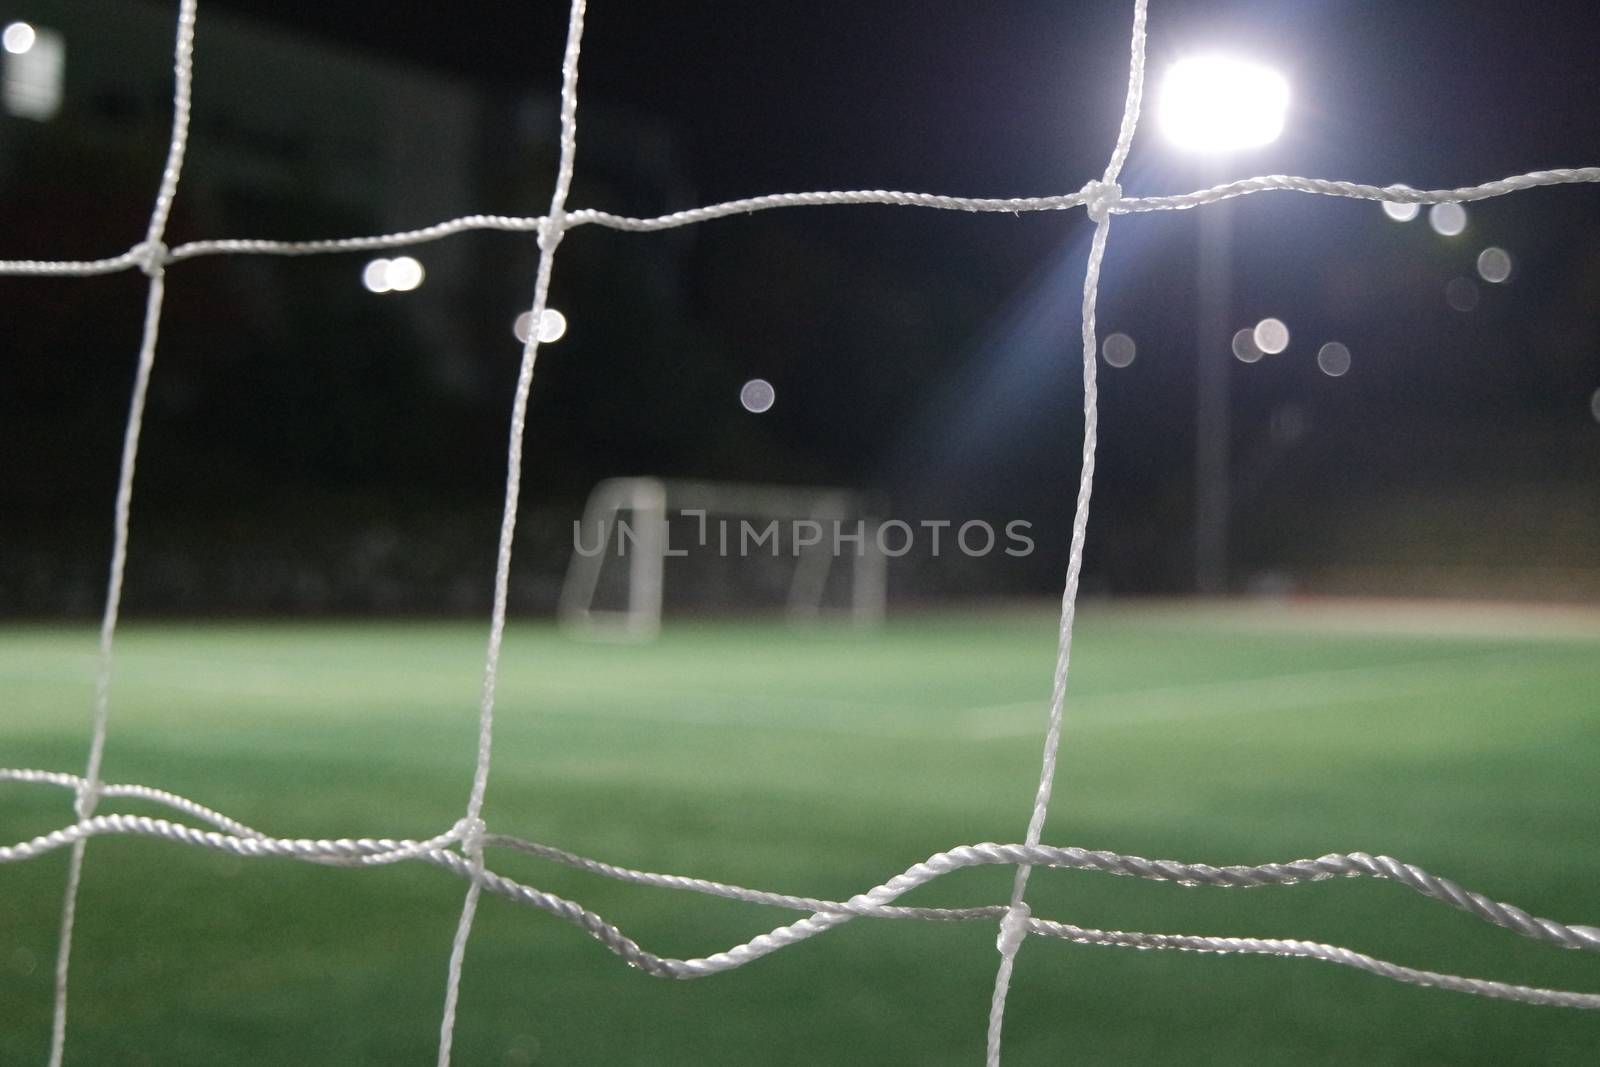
left=3, top=604, right=1598, bottom=1064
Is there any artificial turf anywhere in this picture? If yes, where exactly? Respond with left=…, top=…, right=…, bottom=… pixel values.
left=2, top=604, right=1598, bottom=1064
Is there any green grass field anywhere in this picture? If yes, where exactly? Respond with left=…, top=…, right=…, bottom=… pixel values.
left=3, top=603, right=1599, bottom=1064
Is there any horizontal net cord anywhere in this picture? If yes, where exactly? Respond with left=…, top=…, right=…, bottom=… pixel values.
left=483, top=835, right=1004, bottom=922
left=0, top=249, right=148, bottom=276
left=455, top=853, right=1600, bottom=1008
left=0, top=771, right=987, bottom=921
left=1024, top=919, right=1600, bottom=1010
left=2, top=768, right=265, bottom=840
left=4, top=771, right=1598, bottom=953
left=0, top=797, right=1595, bottom=1008
left=0, top=809, right=468, bottom=868
left=167, top=215, right=543, bottom=261
left=4, top=166, right=1598, bottom=279
left=1116, top=166, right=1600, bottom=213
left=0, top=768, right=476, bottom=869
left=564, top=188, right=1093, bottom=231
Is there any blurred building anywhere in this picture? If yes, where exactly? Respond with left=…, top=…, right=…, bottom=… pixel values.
left=0, top=0, right=694, bottom=616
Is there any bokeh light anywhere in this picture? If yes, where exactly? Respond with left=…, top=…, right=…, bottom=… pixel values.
left=1253, top=317, right=1290, bottom=355
left=740, top=378, right=776, bottom=414
left=1102, top=332, right=1136, bottom=368
left=2, top=21, right=35, bottom=54
left=385, top=256, right=424, bottom=292
left=1316, top=341, right=1352, bottom=377
left=1429, top=202, right=1468, bottom=236
left=1445, top=277, right=1479, bottom=312
left=361, top=258, right=392, bottom=293
left=1231, top=327, right=1263, bottom=363
left=513, top=308, right=567, bottom=344
left=1477, top=247, right=1512, bottom=283
left=361, top=257, right=424, bottom=294
left=1590, top=388, right=1600, bottom=424
left=1381, top=185, right=1419, bottom=222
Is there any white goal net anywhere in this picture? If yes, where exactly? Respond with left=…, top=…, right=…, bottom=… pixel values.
left=3, top=1, right=1600, bottom=1065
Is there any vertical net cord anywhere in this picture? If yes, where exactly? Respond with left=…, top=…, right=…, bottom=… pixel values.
left=46, top=3, right=197, bottom=1065
left=434, top=3, right=588, bottom=1064
left=984, top=2, right=1147, bottom=1064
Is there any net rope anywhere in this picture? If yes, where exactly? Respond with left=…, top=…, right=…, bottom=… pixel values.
left=2, top=0, right=1599, bottom=1062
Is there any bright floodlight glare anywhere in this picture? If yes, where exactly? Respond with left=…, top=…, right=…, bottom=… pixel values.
left=1158, top=55, right=1288, bottom=153
left=1429, top=202, right=1468, bottom=236
left=740, top=378, right=776, bottom=414
left=1102, top=332, right=1136, bottom=367
left=1381, top=185, right=1420, bottom=222
left=361, top=258, right=392, bottom=294
left=1253, top=317, right=1290, bottom=354
left=1317, top=341, right=1352, bottom=377
left=2, top=21, right=35, bottom=54
left=1231, top=327, right=1263, bottom=363
left=513, top=308, right=567, bottom=344
left=1477, top=246, right=1512, bottom=283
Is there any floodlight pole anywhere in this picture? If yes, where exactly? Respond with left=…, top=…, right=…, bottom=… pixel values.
left=1159, top=54, right=1287, bottom=595
left=1194, top=176, right=1231, bottom=596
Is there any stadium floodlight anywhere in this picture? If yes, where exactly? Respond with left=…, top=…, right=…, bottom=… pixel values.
left=1159, top=53, right=1289, bottom=594
left=2, top=20, right=36, bottom=54
left=1158, top=55, right=1289, bottom=153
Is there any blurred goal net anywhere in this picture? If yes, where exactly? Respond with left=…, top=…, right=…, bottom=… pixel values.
left=3, top=1, right=1600, bottom=1065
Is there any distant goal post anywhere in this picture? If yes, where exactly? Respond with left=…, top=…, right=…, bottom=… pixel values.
left=558, top=477, right=889, bottom=640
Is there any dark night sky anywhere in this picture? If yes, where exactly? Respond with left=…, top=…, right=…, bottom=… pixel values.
left=4, top=1, right=1599, bottom=612
left=200, top=1, right=1600, bottom=192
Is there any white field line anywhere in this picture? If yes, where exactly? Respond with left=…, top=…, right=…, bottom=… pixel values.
left=960, top=649, right=1582, bottom=740
left=0, top=651, right=919, bottom=738
left=26, top=655, right=910, bottom=717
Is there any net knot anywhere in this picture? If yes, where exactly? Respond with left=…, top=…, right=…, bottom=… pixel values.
left=1080, top=180, right=1123, bottom=222
left=132, top=240, right=170, bottom=277
left=996, top=901, right=1031, bottom=958
left=538, top=212, right=567, bottom=253
left=73, top=779, right=102, bottom=820
left=457, top=817, right=486, bottom=859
